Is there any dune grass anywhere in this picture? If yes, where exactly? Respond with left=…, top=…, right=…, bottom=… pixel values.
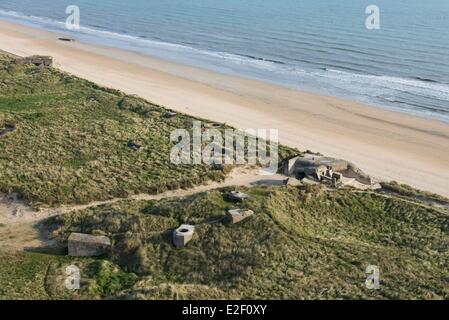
left=0, top=54, right=296, bottom=206
left=44, top=185, right=449, bottom=300
left=380, top=181, right=449, bottom=206
left=1, top=54, right=448, bottom=300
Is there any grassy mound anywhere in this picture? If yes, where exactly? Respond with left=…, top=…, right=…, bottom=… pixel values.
left=46, top=185, right=449, bottom=299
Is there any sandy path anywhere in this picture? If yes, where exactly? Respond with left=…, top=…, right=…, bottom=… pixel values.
left=0, top=20, right=448, bottom=197
left=0, top=168, right=285, bottom=251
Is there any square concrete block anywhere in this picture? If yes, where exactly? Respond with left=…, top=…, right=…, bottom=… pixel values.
left=227, top=209, right=254, bottom=224
left=68, top=233, right=111, bottom=257
left=173, top=224, right=195, bottom=248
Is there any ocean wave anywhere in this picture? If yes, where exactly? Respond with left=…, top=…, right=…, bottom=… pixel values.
left=1, top=8, right=448, bottom=122
left=322, top=68, right=449, bottom=100
left=0, top=8, right=282, bottom=71
left=0, top=8, right=66, bottom=28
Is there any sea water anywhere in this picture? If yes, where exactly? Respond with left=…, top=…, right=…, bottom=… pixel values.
left=1, top=0, right=448, bottom=122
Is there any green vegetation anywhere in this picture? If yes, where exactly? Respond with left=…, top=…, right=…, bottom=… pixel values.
left=43, top=185, right=449, bottom=299
left=0, top=251, right=136, bottom=299
left=0, top=54, right=296, bottom=205
left=381, top=181, right=449, bottom=206
left=0, top=251, right=60, bottom=299
left=1, top=54, right=448, bottom=300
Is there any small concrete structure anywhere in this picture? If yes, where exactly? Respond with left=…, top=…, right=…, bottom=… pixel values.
left=228, top=191, right=249, bottom=202
left=173, top=224, right=195, bottom=248
left=68, top=233, right=111, bottom=257
left=20, top=55, right=53, bottom=67
left=227, top=209, right=254, bottom=224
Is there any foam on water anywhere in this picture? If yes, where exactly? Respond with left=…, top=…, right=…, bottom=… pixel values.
left=0, top=9, right=281, bottom=71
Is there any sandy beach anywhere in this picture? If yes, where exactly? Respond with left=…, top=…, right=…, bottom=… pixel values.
left=1, top=19, right=448, bottom=197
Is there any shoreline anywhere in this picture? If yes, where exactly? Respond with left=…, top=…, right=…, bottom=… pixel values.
left=3, top=13, right=449, bottom=125
left=1, top=19, right=449, bottom=197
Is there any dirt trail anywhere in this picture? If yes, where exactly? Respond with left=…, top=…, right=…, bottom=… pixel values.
left=0, top=167, right=285, bottom=252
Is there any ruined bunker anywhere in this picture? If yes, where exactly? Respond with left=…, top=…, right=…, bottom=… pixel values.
left=227, top=209, right=254, bottom=224
left=68, top=233, right=111, bottom=257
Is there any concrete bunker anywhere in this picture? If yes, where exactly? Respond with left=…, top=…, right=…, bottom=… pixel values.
left=227, top=209, right=254, bottom=224
left=283, top=154, right=372, bottom=185
left=68, top=233, right=111, bottom=257
left=173, top=224, right=195, bottom=248
left=19, top=55, right=53, bottom=67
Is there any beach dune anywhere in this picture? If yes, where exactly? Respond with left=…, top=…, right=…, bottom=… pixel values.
left=1, top=19, right=448, bottom=197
